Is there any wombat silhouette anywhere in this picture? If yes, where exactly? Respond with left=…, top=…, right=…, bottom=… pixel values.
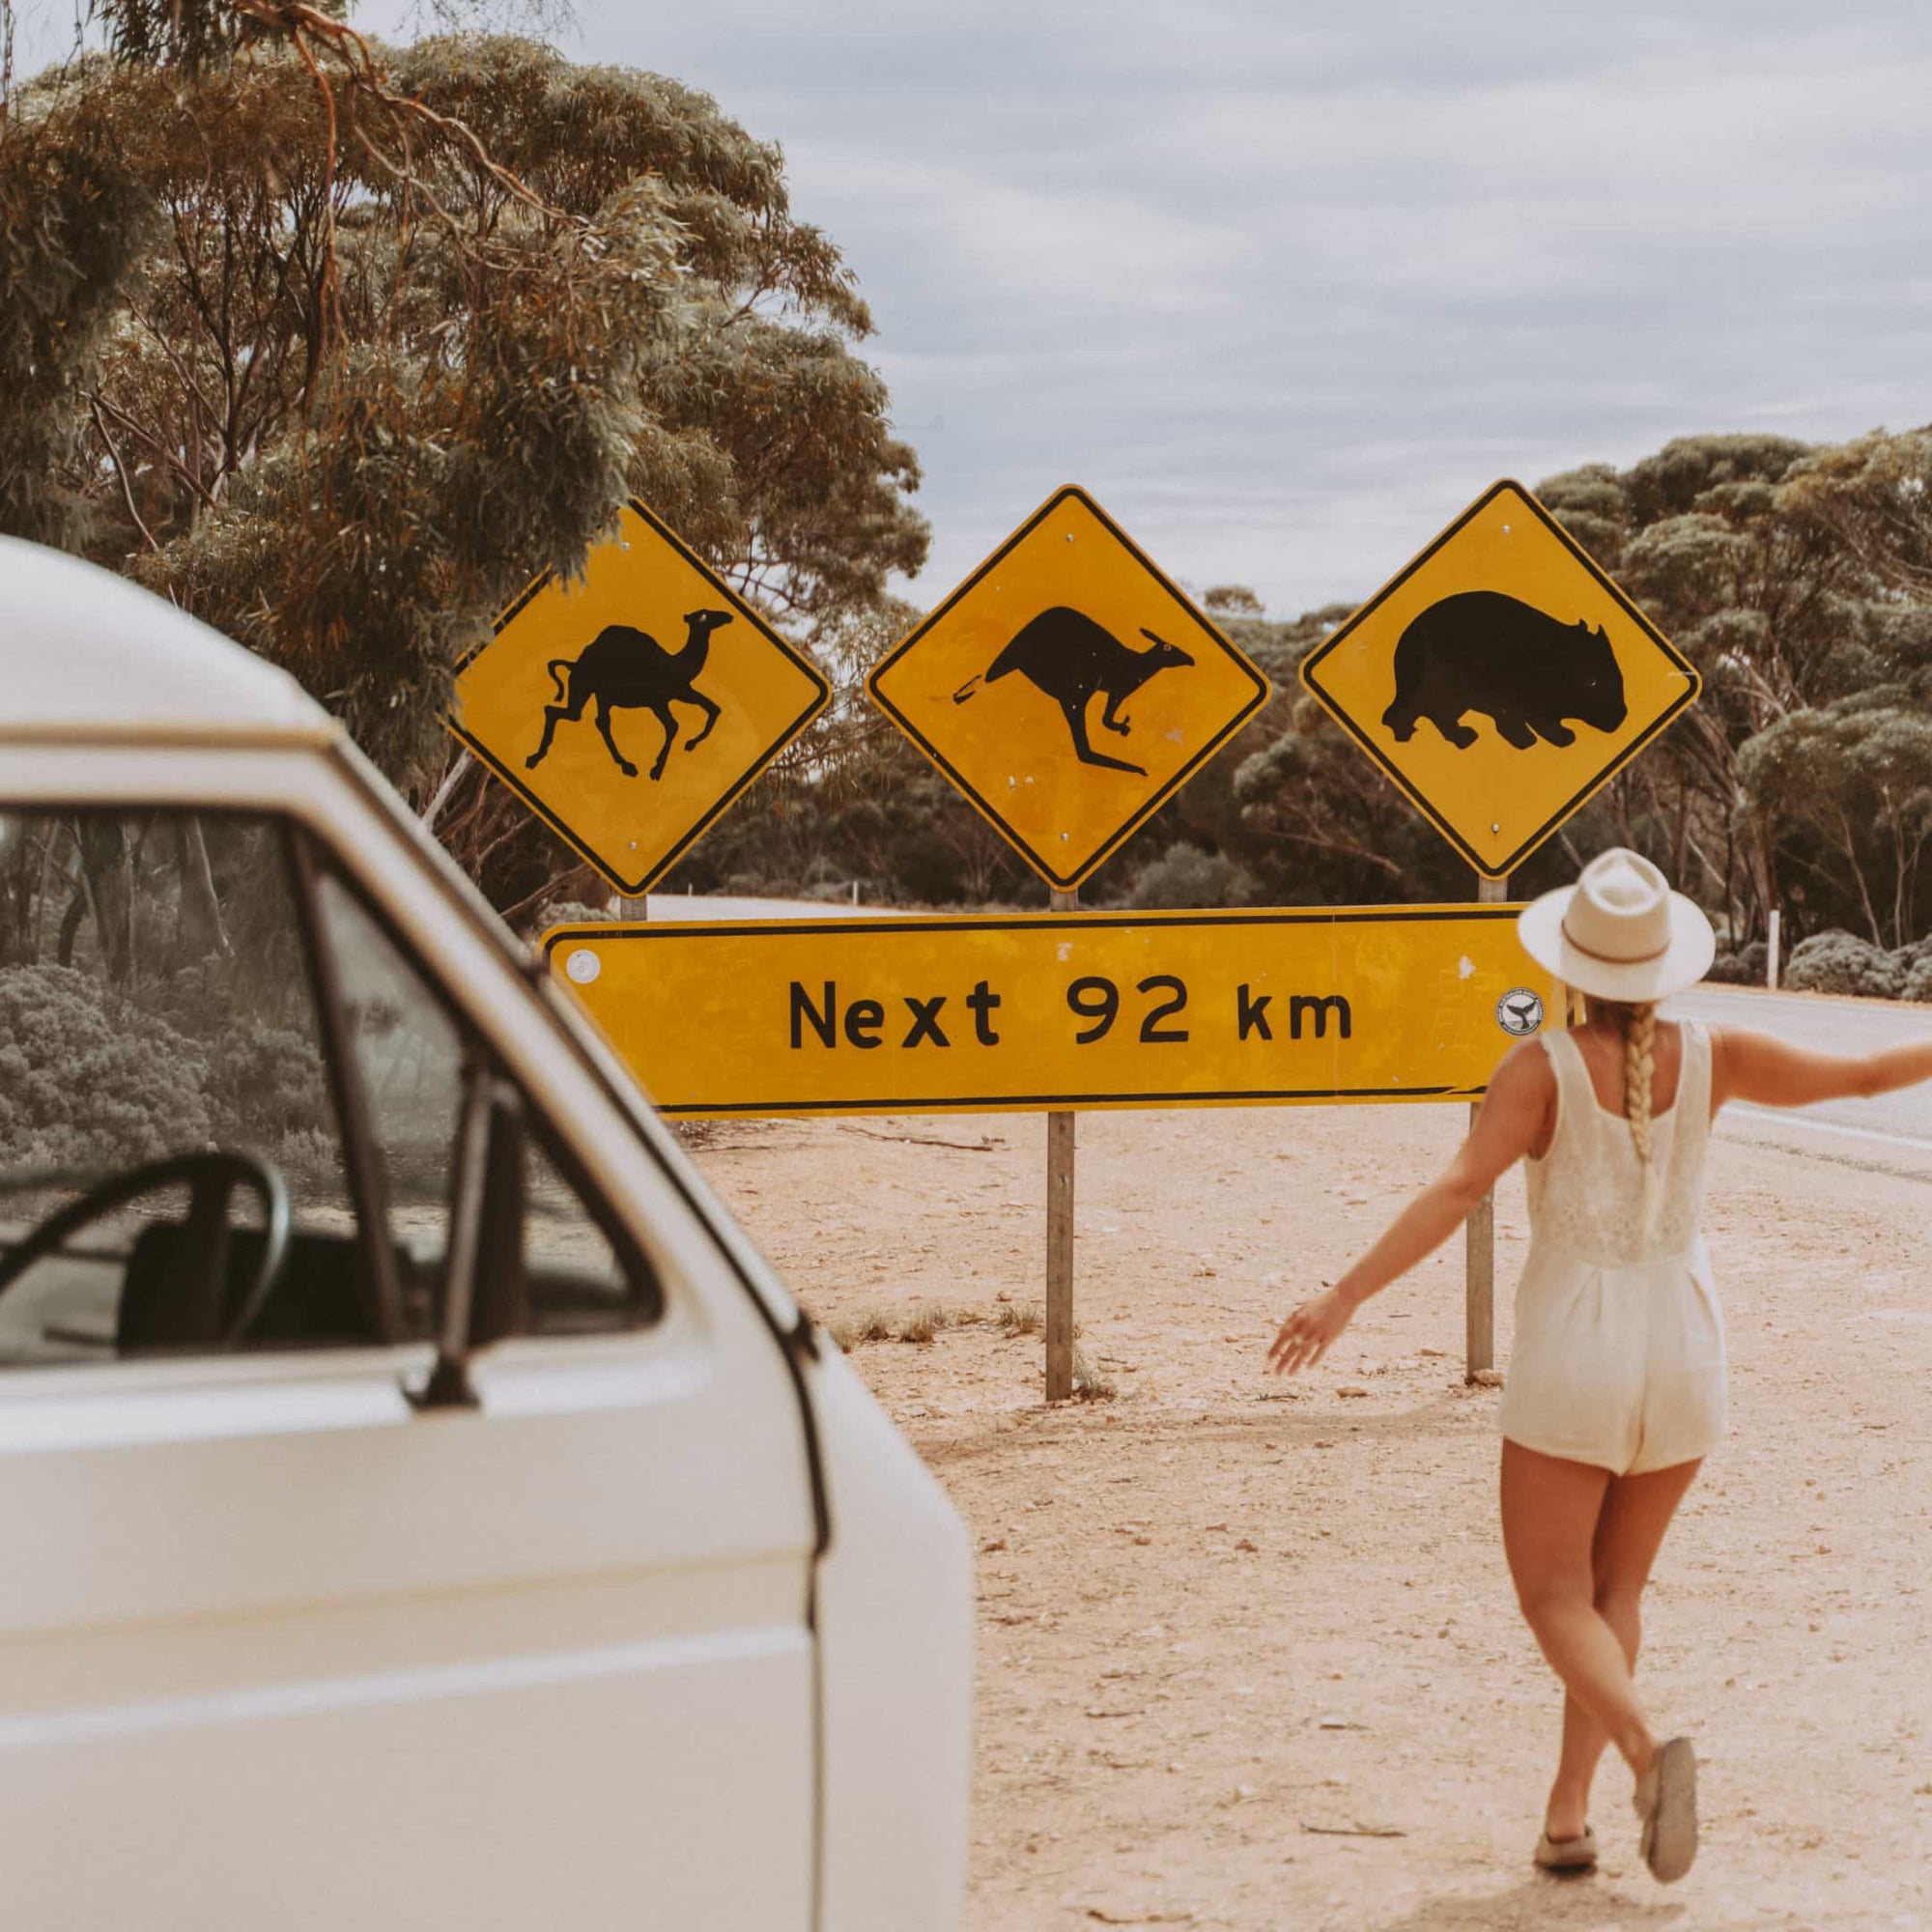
left=526, top=608, right=734, bottom=781
left=952, top=605, right=1195, bottom=777
left=1381, top=590, right=1627, bottom=752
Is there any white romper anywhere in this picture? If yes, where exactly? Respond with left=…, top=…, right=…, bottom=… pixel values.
left=1497, top=1020, right=1727, bottom=1476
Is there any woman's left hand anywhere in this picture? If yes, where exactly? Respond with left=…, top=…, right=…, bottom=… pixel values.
left=1267, top=1287, right=1353, bottom=1375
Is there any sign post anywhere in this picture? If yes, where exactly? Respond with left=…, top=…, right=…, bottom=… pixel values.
left=1464, top=872, right=1509, bottom=1378
left=865, top=486, right=1270, bottom=1397
left=549, top=901, right=1549, bottom=1400
left=1298, top=479, right=1700, bottom=1379
left=1045, top=887, right=1077, bottom=1401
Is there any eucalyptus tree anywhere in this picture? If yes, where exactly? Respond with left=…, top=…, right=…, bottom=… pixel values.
left=0, top=2, right=926, bottom=913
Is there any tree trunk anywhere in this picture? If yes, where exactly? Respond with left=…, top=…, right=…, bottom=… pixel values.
left=1835, top=810, right=1886, bottom=948
left=70, top=819, right=133, bottom=982
left=174, top=817, right=234, bottom=962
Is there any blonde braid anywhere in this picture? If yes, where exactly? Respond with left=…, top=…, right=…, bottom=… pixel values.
left=1621, top=1000, right=1658, bottom=1173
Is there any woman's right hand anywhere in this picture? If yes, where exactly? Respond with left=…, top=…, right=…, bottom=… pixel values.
left=1267, top=1287, right=1354, bottom=1376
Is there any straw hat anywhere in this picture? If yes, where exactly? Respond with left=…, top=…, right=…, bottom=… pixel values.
left=1517, top=848, right=1715, bottom=1004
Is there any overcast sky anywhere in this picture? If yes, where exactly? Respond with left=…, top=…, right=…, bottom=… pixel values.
left=20, top=1, right=1932, bottom=612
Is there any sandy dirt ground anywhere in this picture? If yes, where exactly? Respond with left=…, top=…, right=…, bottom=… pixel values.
left=693, top=1100, right=1932, bottom=1931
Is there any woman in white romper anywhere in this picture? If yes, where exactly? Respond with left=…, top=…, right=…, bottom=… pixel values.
left=1267, top=849, right=1932, bottom=1885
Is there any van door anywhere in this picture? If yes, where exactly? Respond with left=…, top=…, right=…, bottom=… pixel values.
left=0, top=808, right=818, bottom=1931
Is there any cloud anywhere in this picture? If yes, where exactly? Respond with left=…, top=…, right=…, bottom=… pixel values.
left=25, top=0, right=1930, bottom=612
left=582, top=1, right=1932, bottom=610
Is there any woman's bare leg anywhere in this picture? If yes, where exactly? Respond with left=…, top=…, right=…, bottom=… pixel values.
left=1542, top=1458, right=1702, bottom=1839
left=1499, top=1442, right=1660, bottom=1825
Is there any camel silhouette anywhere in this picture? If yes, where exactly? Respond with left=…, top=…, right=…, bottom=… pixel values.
left=526, top=608, right=734, bottom=781
left=952, top=605, right=1195, bottom=776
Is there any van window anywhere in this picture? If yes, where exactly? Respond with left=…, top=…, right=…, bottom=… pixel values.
left=0, top=811, right=656, bottom=1372
left=308, top=872, right=660, bottom=1340
left=310, top=870, right=465, bottom=1339
left=0, top=811, right=383, bottom=1365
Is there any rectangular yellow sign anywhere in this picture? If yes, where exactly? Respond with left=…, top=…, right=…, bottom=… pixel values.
left=542, top=907, right=1553, bottom=1117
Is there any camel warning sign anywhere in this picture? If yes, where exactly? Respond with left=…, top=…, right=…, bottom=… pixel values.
left=542, top=903, right=1550, bottom=1117
left=867, top=487, right=1270, bottom=890
left=447, top=500, right=830, bottom=895
left=1298, top=480, right=1699, bottom=879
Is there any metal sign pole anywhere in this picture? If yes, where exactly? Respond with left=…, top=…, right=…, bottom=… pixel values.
left=1045, top=886, right=1078, bottom=1401
left=1465, top=871, right=1508, bottom=1379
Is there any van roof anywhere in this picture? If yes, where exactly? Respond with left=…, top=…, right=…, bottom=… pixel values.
left=2, top=535, right=335, bottom=743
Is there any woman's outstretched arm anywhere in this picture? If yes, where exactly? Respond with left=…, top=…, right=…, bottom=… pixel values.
left=1714, top=1025, right=1932, bottom=1112
left=1267, top=1038, right=1555, bottom=1376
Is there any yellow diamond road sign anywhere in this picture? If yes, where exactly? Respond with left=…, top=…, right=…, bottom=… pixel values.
left=1298, top=480, right=1699, bottom=879
left=447, top=500, right=830, bottom=895
left=867, top=486, right=1270, bottom=890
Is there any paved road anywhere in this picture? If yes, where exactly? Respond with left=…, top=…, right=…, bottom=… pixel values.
left=635, top=892, right=905, bottom=922
left=1671, top=983, right=1932, bottom=1167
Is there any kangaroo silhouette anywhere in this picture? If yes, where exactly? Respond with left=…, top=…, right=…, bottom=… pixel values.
left=526, top=608, right=734, bottom=781
left=952, top=606, right=1195, bottom=776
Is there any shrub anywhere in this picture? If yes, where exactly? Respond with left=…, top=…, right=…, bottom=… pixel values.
left=204, top=1019, right=330, bottom=1147
left=1782, top=930, right=1905, bottom=999
left=1128, top=842, right=1256, bottom=910
left=0, top=964, right=213, bottom=1171
left=1706, top=941, right=1768, bottom=985
left=1902, top=955, right=1932, bottom=1005
left=531, top=898, right=614, bottom=932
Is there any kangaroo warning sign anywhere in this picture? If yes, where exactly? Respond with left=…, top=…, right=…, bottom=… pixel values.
left=542, top=904, right=1551, bottom=1118
left=1298, top=480, right=1699, bottom=879
left=867, top=488, right=1270, bottom=890
left=447, top=500, right=830, bottom=895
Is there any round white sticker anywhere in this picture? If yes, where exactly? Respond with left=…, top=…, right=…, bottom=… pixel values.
left=565, top=949, right=602, bottom=985
left=1496, top=988, right=1544, bottom=1037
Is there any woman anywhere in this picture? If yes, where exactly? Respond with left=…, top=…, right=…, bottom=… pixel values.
left=1268, top=849, right=1932, bottom=1884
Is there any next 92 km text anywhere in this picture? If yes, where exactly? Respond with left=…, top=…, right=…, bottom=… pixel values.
left=787, top=976, right=1351, bottom=1051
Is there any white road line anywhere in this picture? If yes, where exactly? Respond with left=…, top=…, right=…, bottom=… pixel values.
left=1722, top=1104, right=1932, bottom=1155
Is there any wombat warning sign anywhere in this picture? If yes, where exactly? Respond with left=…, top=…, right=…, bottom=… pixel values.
left=1297, top=480, right=1698, bottom=879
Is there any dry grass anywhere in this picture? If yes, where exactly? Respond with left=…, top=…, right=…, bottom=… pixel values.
left=1070, top=1347, right=1118, bottom=1402
left=827, top=1303, right=972, bottom=1351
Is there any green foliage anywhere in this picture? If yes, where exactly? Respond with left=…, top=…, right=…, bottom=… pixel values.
left=201, top=1017, right=329, bottom=1146
left=1509, top=431, right=1932, bottom=952
left=1901, top=952, right=1932, bottom=1005
left=2, top=24, right=925, bottom=804
left=1204, top=584, right=1264, bottom=615
left=1127, top=842, right=1255, bottom=910
left=0, top=964, right=214, bottom=1170
left=0, top=108, right=154, bottom=546
left=1781, top=931, right=1905, bottom=1000
left=1779, top=429, right=1932, bottom=600
left=1705, top=941, right=1767, bottom=986
left=1738, top=691, right=1932, bottom=946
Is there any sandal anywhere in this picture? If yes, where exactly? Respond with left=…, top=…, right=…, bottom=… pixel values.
left=1633, top=1736, right=1697, bottom=1883
left=1534, top=1825, right=1598, bottom=1872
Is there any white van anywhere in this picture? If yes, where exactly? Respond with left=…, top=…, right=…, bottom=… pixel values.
left=0, top=536, right=971, bottom=1930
